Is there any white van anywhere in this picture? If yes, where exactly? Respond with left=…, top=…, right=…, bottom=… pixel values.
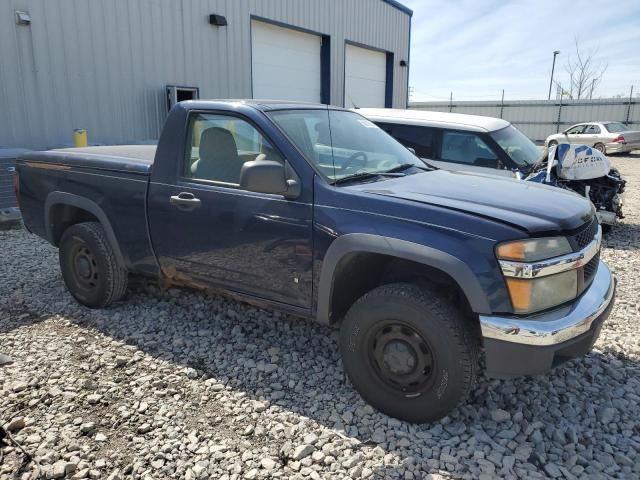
left=358, top=108, right=541, bottom=178
left=359, top=108, right=625, bottom=226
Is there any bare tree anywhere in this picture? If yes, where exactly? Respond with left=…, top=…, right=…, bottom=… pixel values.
left=558, top=39, right=608, bottom=99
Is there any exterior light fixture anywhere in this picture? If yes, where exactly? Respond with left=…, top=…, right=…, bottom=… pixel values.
left=209, top=14, right=227, bottom=26
left=15, top=11, right=31, bottom=25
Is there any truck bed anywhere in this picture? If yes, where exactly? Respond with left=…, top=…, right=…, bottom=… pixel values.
left=17, top=145, right=157, bottom=275
left=22, top=145, right=156, bottom=175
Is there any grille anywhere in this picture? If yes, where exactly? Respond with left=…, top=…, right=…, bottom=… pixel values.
left=571, top=217, right=598, bottom=250
left=583, top=251, right=600, bottom=287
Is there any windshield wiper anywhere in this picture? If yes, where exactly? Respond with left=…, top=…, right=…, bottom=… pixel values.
left=383, top=162, right=431, bottom=173
left=332, top=171, right=405, bottom=185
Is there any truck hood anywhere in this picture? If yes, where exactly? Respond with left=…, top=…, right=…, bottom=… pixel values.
left=351, top=169, right=594, bottom=233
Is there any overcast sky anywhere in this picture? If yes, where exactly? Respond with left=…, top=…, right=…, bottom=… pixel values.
left=402, top=0, right=640, bottom=102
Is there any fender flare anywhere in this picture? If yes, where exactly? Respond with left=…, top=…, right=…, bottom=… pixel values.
left=316, top=233, right=491, bottom=324
left=44, top=191, right=126, bottom=266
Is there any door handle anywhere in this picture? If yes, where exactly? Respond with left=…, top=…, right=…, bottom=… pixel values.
left=170, top=192, right=201, bottom=209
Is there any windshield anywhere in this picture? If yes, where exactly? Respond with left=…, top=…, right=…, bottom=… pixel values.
left=489, top=125, right=540, bottom=167
left=605, top=122, right=628, bottom=133
left=267, top=109, right=425, bottom=183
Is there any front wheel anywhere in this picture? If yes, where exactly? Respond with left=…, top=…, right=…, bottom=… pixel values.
left=339, top=283, right=478, bottom=423
left=59, top=222, right=128, bottom=308
left=548, top=140, right=558, bottom=148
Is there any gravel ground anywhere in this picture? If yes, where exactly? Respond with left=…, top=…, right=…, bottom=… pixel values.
left=1, top=154, right=639, bottom=480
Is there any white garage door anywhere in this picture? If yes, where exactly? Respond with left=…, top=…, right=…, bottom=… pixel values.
left=344, top=44, right=387, bottom=108
left=251, top=21, right=321, bottom=102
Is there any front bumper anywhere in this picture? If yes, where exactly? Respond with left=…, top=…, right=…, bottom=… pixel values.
left=479, top=261, right=615, bottom=378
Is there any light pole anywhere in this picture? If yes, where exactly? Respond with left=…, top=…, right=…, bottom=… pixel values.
left=548, top=50, right=560, bottom=100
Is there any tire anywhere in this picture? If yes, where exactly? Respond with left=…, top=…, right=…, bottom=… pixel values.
left=59, top=222, right=128, bottom=308
left=594, top=143, right=606, bottom=154
left=339, top=283, right=478, bottom=423
left=548, top=140, right=558, bottom=148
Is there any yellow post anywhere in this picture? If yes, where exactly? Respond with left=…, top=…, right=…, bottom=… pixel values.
left=73, top=129, right=88, bottom=148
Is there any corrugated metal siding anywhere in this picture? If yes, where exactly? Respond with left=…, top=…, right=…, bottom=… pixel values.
left=410, top=98, right=640, bottom=142
left=0, top=0, right=410, bottom=150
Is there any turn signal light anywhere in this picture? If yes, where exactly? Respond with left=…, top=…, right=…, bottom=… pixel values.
left=505, top=278, right=532, bottom=312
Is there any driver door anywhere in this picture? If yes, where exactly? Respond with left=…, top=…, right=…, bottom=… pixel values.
left=564, top=124, right=586, bottom=144
left=147, top=112, right=313, bottom=308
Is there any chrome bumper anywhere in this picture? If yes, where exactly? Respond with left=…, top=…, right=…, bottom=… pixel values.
left=480, top=260, right=615, bottom=347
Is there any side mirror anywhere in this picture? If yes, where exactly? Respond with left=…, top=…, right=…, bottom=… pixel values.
left=239, top=160, right=299, bottom=198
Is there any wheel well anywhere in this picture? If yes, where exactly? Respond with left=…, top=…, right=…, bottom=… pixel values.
left=329, top=252, right=474, bottom=324
left=49, top=204, right=99, bottom=245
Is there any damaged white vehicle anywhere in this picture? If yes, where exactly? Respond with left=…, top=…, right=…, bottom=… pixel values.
left=527, top=143, right=625, bottom=226
left=359, top=109, right=626, bottom=226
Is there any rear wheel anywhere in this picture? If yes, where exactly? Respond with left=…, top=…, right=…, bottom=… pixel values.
left=548, top=140, right=558, bottom=148
left=339, top=283, right=478, bottom=423
left=59, top=222, right=128, bottom=308
left=594, top=143, right=606, bottom=154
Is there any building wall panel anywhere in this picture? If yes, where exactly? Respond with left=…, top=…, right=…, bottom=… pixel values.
left=0, top=0, right=410, bottom=149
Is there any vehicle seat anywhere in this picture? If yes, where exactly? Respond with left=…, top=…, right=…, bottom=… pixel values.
left=193, top=127, right=242, bottom=183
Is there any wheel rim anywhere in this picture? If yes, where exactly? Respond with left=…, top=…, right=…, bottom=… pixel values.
left=595, top=144, right=605, bottom=153
left=367, top=322, right=435, bottom=396
left=71, top=244, right=99, bottom=290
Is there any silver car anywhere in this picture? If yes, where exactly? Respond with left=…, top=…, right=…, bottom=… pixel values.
left=546, top=122, right=640, bottom=154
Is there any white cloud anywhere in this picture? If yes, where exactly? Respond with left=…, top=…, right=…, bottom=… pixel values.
left=403, top=0, right=640, bottom=100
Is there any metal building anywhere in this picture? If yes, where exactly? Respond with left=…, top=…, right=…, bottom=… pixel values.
left=0, top=0, right=412, bottom=151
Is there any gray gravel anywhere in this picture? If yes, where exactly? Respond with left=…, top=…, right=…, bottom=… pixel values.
left=1, top=154, right=640, bottom=479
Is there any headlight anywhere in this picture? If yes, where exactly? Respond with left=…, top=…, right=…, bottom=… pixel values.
left=504, top=271, right=578, bottom=314
left=496, top=237, right=572, bottom=262
left=497, top=236, right=575, bottom=314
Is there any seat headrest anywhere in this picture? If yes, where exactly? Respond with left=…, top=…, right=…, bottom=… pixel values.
left=200, top=127, right=239, bottom=162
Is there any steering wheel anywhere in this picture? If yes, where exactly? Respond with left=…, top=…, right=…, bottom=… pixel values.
left=343, top=151, right=369, bottom=173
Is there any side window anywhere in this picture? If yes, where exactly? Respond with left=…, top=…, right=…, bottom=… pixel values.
left=184, top=113, right=284, bottom=185
left=566, top=125, right=585, bottom=134
left=376, top=123, right=434, bottom=158
left=585, top=124, right=601, bottom=134
left=440, top=131, right=497, bottom=166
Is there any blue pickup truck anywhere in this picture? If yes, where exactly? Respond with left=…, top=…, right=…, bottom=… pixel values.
left=16, top=101, right=615, bottom=423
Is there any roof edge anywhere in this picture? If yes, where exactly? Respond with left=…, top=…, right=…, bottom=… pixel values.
left=382, top=0, right=413, bottom=16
